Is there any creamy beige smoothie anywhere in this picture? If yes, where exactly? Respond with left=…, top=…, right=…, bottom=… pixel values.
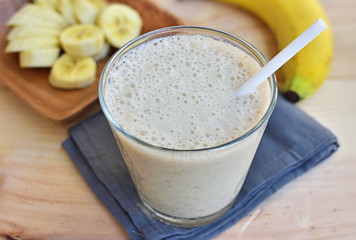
left=100, top=27, right=276, bottom=226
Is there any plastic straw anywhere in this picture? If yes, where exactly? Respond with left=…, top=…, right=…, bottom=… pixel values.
left=235, top=18, right=327, bottom=96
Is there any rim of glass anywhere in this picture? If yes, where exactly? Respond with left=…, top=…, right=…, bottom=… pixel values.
left=99, top=25, right=278, bottom=153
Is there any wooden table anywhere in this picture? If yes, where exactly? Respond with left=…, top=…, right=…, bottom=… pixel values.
left=1, top=0, right=355, bottom=239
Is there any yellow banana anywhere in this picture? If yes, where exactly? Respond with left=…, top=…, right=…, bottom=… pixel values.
left=93, top=42, right=111, bottom=61
left=19, top=47, right=60, bottom=67
left=7, top=26, right=60, bottom=40
left=33, top=0, right=57, bottom=9
left=49, top=54, right=97, bottom=89
left=215, top=0, right=333, bottom=102
left=5, top=37, right=59, bottom=52
left=56, top=0, right=78, bottom=25
left=5, top=0, right=143, bottom=90
left=98, top=3, right=143, bottom=48
left=60, top=24, right=105, bottom=57
left=7, top=3, right=69, bottom=30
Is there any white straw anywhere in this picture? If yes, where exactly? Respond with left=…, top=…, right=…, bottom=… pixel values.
left=235, top=18, right=327, bottom=96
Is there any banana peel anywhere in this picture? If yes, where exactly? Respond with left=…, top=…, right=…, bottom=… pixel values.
left=215, top=0, right=333, bottom=102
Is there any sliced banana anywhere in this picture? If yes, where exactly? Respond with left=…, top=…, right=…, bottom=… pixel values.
left=7, top=26, right=60, bottom=40
left=7, top=3, right=68, bottom=29
left=74, top=0, right=107, bottom=24
left=33, top=0, right=57, bottom=9
left=98, top=3, right=142, bottom=48
left=19, top=48, right=61, bottom=68
left=9, top=20, right=61, bottom=30
left=93, top=42, right=110, bottom=61
left=7, top=6, right=60, bottom=29
left=60, top=24, right=105, bottom=57
left=49, top=54, right=96, bottom=89
left=56, top=0, right=77, bottom=25
left=5, top=37, right=59, bottom=53
left=4, top=1, right=143, bottom=90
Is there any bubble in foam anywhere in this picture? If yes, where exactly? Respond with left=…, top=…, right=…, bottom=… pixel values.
left=104, top=34, right=269, bottom=150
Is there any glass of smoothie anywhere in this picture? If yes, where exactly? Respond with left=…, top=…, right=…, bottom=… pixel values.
left=99, top=26, right=278, bottom=227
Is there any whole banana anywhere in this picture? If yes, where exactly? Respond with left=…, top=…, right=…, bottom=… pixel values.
left=215, top=0, right=333, bottom=102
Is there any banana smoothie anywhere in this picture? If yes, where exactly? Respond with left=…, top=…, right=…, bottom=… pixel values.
left=100, top=27, right=277, bottom=226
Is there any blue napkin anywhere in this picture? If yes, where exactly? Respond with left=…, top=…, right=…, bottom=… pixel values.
left=63, top=94, right=339, bottom=240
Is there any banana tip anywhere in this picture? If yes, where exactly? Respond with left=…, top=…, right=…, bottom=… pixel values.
left=284, top=91, right=300, bottom=103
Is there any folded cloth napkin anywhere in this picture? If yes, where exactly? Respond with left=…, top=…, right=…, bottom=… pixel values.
left=63, top=94, right=339, bottom=240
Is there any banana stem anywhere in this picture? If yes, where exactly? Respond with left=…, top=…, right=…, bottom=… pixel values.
left=235, top=18, right=327, bottom=96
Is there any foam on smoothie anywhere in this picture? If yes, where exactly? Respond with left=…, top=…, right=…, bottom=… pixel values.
left=104, top=34, right=270, bottom=150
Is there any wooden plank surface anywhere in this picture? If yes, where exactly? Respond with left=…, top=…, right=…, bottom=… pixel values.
left=1, top=0, right=356, bottom=239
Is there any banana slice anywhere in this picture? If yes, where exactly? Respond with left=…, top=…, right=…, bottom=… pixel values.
left=56, top=0, right=77, bottom=25
left=74, top=0, right=107, bottom=24
left=19, top=48, right=61, bottom=68
left=7, top=26, right=60, bottom=40
left=33, top=0, right=57, bottom=9
left=9, top=20, right=61, bottom=30
left=98, top=3, right=142, bottom=48
left=93, top=42, right=110, bottom=61
left=5, top=37, right=59, bottom=53
left=7, top=4, right=68, bottom=29
left=60, top=24, right=105, bottom=57
left=49, top=54, right=96, bottom=89
left=7, top=6, right=60, bottom=29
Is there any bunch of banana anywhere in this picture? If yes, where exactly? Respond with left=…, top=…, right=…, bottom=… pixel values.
left=215, top=0, right=333, bottom=102
left=5, top=0, right=142, bottom=90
